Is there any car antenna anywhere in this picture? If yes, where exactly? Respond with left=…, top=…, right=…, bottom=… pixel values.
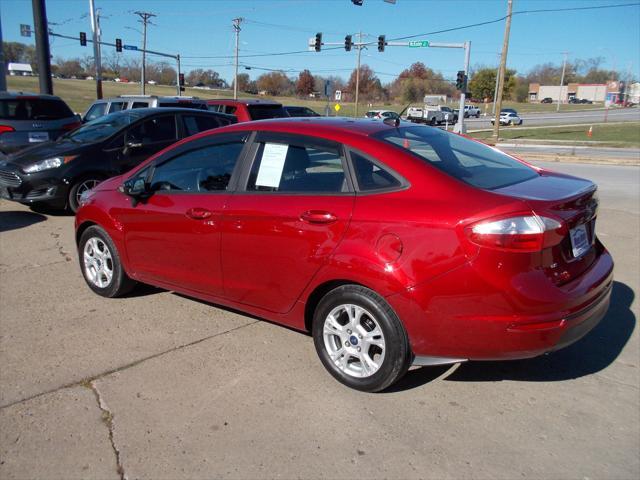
left=397, top=102, right=412, bottom=117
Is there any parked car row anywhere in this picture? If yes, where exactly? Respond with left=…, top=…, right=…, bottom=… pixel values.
left=1, top=88, right=613, bottom=392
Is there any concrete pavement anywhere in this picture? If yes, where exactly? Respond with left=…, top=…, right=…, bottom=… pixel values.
left=0, top=160, right=638, bottom=479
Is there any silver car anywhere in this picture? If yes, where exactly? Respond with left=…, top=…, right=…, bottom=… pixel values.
left=0, top=92, right=81, bottom=155
left=82, top=95, right=207, bottom=123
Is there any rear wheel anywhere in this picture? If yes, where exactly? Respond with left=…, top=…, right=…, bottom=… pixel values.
left=68, top=176, right=103, bottom=213
left=312, top=285, right=412, bottom=392
left=79, top=226, right=136, bottom=297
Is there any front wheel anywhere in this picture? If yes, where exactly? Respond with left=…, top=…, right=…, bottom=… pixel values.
left=312, top=285, right=412, bottom=392
left=68, top=176, right=103, bottom=213
left=79, top=226, right=136, bottom=298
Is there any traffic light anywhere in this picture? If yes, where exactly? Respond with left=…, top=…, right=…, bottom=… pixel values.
left=79, top=32, right=87, bottom=47
left=377, top=35, right=386, bottom=52
left=115, top=38, right=122, bottom=52
left=314, top=33, right=322, bottom=52
left=344, top=35, right=353, bottom=52
left=179, top=73, right=185, bottom=86
left=456, top=70, right=467, bottom=91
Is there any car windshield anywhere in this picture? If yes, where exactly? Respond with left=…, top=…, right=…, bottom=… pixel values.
left=62, top=111, right=144, bottom=143
left=247, top=104, right=288, bottom=120
left=0, top=98, right=74, bottom=120
left=373, top=126, right=538, bottom=190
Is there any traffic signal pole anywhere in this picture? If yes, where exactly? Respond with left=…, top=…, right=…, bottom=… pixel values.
left=354, top=32, right=362, bottom=117
left=32, top=0, right=53, bottom=95
left=89, top=0, right=103, bottom=99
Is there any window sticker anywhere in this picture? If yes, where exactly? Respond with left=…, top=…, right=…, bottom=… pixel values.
left=255, top=143, right=289, bottom=188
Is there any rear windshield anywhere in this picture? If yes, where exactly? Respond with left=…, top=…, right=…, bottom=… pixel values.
left=373, top=126, right=538, bottom=190
left=0, top=98, right=74, bottom=120
left=247, top=104, right=287, bottom=120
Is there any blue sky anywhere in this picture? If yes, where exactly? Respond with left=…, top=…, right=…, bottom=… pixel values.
left=2, top=0, right=639, bottom=83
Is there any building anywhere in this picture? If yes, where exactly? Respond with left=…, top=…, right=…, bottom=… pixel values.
left=423, top=94, right=449, bottom=105
left=7, top=63, right=34, bottom=76
left=626, top=82, right=640, bottom=104
left=528, top=82, right=620, bottom=103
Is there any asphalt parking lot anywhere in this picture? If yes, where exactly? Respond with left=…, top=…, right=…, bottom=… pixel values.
left=0, top=161, right=638, bottom=480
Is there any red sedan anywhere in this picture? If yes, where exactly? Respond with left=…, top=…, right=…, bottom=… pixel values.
left=75, top=118, right=613, bottom=392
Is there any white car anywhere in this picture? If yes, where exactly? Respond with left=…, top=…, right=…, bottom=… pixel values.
left=462, top=105, right=481, bottom=118
left=364, top=110, right=400, bottom=120
left=491, top=111, right=523, bottom=126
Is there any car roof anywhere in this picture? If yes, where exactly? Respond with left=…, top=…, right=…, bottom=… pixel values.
left=100, top=107, right=235, bottom=120
left=206, top=98, right=283, bottom=106
left=189, top=117, right=412, bottom=142
left=0, top=91, right=65, bottom=101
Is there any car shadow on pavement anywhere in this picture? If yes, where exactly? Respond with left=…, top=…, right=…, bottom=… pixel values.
left=389, top=280, right=635, bottom=391
left=0, top=210, right=47, bottom=232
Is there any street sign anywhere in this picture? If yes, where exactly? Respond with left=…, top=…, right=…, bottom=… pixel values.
left=123, top=45, right=138, bottom=51
left=408, top=40, right=429, bottom=48
left=20, top=24, right=32, bottom=37
left=334, top=90, right=342, bottom=101
left=334, top=104, right=341, bottom=112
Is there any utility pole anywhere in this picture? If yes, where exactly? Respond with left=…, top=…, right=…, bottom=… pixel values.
left=354, top=31, right=362, bottom=117
left=134, top=11, right=156, bottom=95
left=492, top=0, right=513, bottom=140
left=0, top=5, right=6, bottom=92
left=233, top=17, right=243, bottom=100
left=89, top=0, right=103, bottom=99
left=492, top=52, right=500, bottom=114
left=32, top=0, right=53, bottom=94
left=557, top=51, right=567, bottom=112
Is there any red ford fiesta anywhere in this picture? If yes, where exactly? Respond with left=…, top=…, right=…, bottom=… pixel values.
left=75, top=118, right=613, bottom=392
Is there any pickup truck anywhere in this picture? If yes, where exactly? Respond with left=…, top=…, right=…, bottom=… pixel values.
left=406, top=106, right=446, bottom=125
left=457, top=105, right=481, bottom=118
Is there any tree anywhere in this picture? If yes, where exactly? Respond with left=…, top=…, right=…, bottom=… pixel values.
left=346, top=65, right=383, bottom=101
left=468, top=67, right=516, bottom=101
left=256, top=71, right=293, bottom=96
left=55, top=58, right=84, bottom=78
left=296, top=69, right=315, bottom=96
left=387, top=62, right=456, bottom=103
left=233, top=73, right=250, bottom=92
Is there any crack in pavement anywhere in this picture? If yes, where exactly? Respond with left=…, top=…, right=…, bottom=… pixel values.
left=0, top=320, right=261, bottom=410
left=86, top=380, right=127, bottom=480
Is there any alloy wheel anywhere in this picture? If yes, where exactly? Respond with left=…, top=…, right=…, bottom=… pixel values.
left=83, top=237, right=113, bottom=288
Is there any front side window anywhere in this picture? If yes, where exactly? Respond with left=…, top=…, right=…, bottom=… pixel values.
left=108, top=102, right=126, bottom=113
left=127, top=116, right=177, bottom=144
left=247, top=140, right=347, bottom=193
left=84, top=103, right=107, bottom=122
left=150, top=141, right=245, bottom=193
left=373, top=126, right=538, bottom=190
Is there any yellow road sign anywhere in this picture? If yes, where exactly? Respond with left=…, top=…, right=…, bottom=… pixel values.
left=334, top=104, right=341, bottom=112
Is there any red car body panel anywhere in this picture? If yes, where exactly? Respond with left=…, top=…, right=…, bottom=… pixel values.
left=75, top=118, right=613, bottom=362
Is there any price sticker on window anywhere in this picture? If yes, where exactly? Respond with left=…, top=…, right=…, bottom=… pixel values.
left=255, top=143, right=289, bottom=188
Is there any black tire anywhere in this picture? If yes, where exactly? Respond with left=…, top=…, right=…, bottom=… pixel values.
left=429, top=117, right=436, bottom=126
left=312, top=285, right=412, bottom=392
left=68, top=176, right=103, bottom=213
left=78, top=225, right=136, bottom=298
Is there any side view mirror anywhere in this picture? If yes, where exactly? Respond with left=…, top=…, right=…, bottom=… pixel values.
left=121, top=177, right=152, bottom=206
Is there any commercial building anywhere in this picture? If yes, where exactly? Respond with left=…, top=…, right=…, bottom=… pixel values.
left=7, top=63, right=34, bottom=76
left=528, top=81, right=623, bottom=103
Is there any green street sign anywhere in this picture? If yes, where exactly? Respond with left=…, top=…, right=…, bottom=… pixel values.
left=408, top=40, right=429, bottom=48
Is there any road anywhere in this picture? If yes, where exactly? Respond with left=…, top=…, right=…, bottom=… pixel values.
left=465, top=106, right=640, bottom=129
left=0, top=161, right=638, bottom=479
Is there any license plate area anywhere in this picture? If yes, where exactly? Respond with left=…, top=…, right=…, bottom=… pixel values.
left=570, top=223, right=590, bottom=258
left=28, top=132, right=49, bottom=143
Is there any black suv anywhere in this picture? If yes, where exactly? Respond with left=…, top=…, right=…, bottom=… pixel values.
left=0, top=108, right=235, bottom=212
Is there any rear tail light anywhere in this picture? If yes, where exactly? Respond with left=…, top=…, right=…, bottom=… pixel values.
left=0, top=125, right=16, bottom=135
left=62, top=121, right=81, bottom=131
left=466, top=214, right=564, bottom=252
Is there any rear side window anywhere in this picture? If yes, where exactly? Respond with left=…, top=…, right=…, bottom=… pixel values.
left=208, top=104, right=224, bottom=113
left=247, top=105, right=287, bottom=120
left=150, top=141, right=245, bottom=192
left=0, top=98, right=74, bottom=120
left=84, top=103, right=108, bottom=122
left=182, top=115, right=226, bottom=136
left=247, top=141, right=347, bottom=193
left=350, top=151, right=402, bottom=192
left=373, top=126, right=537, bottom=190
left=127, top=116, right=177, bottom=144
left=131, top=102, right=149, bottom=109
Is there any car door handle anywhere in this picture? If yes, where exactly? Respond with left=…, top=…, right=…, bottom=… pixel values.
left=185, top=207, right=213, bottom=220
left=300, top=210, right=337, bottom=225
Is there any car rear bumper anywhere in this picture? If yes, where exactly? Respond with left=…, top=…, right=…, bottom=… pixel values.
left=388, top=245, right=614, bottom=361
